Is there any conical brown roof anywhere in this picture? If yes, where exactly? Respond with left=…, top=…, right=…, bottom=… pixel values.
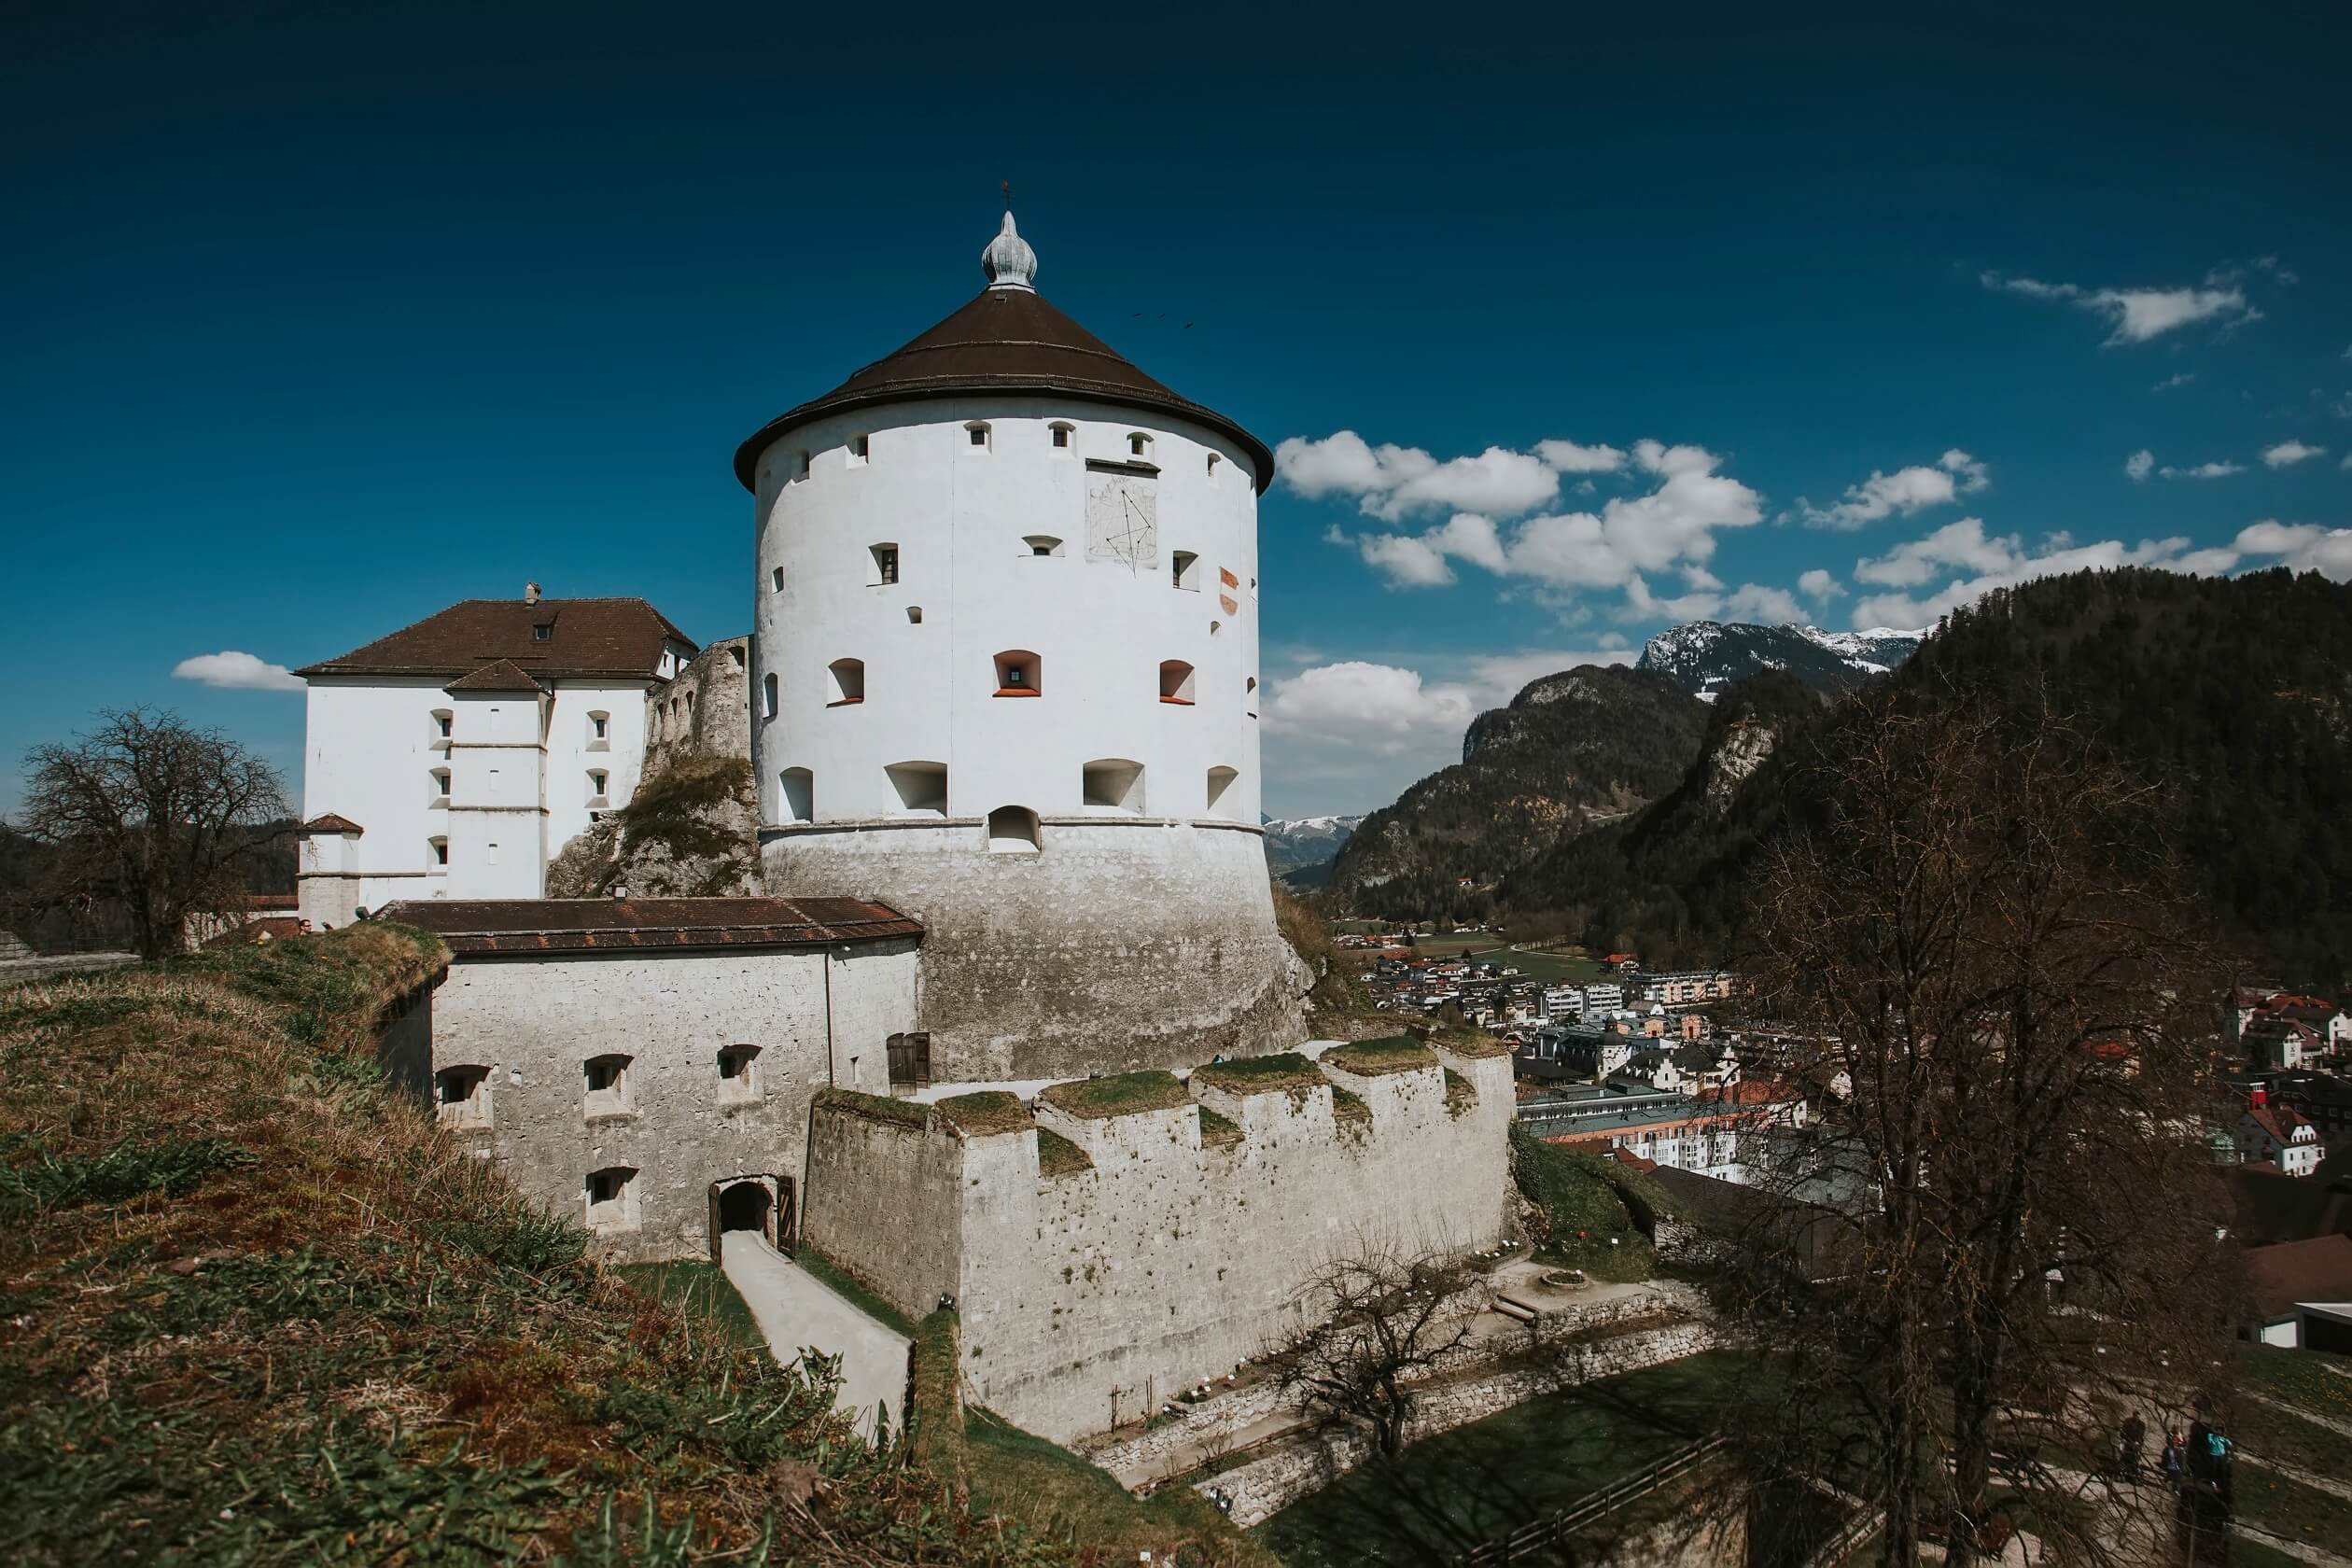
left=733, top=285, right=1272, bottom=492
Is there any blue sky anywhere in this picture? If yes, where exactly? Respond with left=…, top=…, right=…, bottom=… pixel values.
left=4, top=2, right=2347, bottom=819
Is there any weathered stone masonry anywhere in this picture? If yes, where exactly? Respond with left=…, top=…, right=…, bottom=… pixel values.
left=803, top=1039, right=1517, bottom=1443
left=385, top=897, right=922, bottom=1264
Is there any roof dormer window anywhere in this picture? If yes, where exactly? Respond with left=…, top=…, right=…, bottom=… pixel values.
left=532, top=623, right=553, bottom=642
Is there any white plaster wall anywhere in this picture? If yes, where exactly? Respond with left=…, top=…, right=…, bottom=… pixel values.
left=429, top=943, right=916, bottom=1262
left=301, top=673, right=664, bottom=919
left=748, top=399, right=1262, bottom=831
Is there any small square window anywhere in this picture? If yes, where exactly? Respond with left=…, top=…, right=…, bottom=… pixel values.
left=1050, top=424, right=1071, bottom=449
left=533, top=623, right=553, bottom=642
left=967, top=423, right=989, bottom=448
left=430, top=837, right=449, bottom=867
left=591, top=714, right=608, bottom=739
left=1130, top=433, right=1149, bottom=456
left=850, top=433, right=870, bottom=461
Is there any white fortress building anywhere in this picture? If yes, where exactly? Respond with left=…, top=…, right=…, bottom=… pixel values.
left=307, top=214, right=1515, bottom=1445
left=736, top=215, right=1301, bottom=1081
left=294, top=593, right=694, bottom=925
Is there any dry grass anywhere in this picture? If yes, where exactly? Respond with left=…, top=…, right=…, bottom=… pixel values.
left=1034, top=1128, right=1094, bottom=1178
left=935, top=1091, right=1033, bottom=1139
left=815, top=1085, right=933, bottom=1131
left=1321, top=1036, right=1438, bottom=1077
left=1431, top=1030, right=1514, bottom=1059
left=0, top=927, right=1083, bottom=1566
left=1036, top=1071, right=1190, bottom=1120
left=1197, top=1107, right=1245, bottom=1149
left=1189, top=1052, right=1325, bottom=1099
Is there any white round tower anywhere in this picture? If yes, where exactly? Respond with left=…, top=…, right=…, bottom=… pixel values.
left=736, top=214, right=1302, bottom=1082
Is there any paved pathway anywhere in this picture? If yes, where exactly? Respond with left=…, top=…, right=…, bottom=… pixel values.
left=720, top=1232, right=911, bottom=1442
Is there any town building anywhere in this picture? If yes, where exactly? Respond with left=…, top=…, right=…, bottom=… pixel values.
left=1636, top=969, right=1737, bottom=1006
left=2238, top=1086, right=2324, bottom=1178
left=295, top=593, right=694, bottom=925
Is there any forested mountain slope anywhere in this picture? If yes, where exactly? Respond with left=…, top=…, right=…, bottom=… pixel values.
left=1514, top=567, right=2352, bottom=984
left=1325, top=665, right=1707, bottom=918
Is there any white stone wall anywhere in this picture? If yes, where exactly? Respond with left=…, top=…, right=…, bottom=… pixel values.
left=301, top=672, right=664, bottom=923
left=428, top=942, right=916, bottom=1262
left=768, top=819, right=1299, bottom=1081
left=748, top=396, right=1292, bottom=1080
left=805, top=1043, right=1516, bottom=1444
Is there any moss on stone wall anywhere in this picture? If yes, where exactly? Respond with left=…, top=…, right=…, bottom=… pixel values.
left=1035, top=1127, right=1094, bottom=1177
left=1037, top=1071, right=1190, bottom=1119
left=1189, top=1051, right=1324, bottom=1098
left=1329, top=1085, right=1373, bottom=1130
left=1197, top=1106, right=1245, bottom=1148
left=814, top=1085, right=931, bottom=1131
left=1323, top=1035, right=1439, bottom=1076
left=1444, top=1066, right=1479, bottom=1117
left=935, top=1090, right=1032, bottom=1138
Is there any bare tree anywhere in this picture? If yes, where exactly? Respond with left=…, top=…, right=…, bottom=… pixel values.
left=15, top=708, right=290, bottom=959
left=1270, top=1239, right=1482, bottom=1460
left=1710, top=682, right=2237, bottom=1566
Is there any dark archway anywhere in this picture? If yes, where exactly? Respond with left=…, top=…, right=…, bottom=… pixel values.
left=718, top=1180, right=772, bottom=1239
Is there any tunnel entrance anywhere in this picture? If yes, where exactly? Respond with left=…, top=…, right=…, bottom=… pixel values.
left=708, top=1175, right=792, bottom=1257
left=718, top=1181, right=773, bottom=1236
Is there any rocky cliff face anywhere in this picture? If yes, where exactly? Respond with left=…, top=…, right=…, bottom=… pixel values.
left=1325, top=665, right=1708, bottom=915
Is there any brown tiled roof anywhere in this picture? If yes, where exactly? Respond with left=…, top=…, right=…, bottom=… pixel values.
left=375, top=897, right=922, bottom=956
left=733, top=286, right=1274, bottom=493
left=444, top=659, right=548, bottom=693
left=296, top=598, right=693, bottom=680
left=2245, top=1234, right=2352, bottom=1318
left=303, top=813, right=364, bottom=834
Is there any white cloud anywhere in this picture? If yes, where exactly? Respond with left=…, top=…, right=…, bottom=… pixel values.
left=1852, top=517, right=2021, bottom=589
left=1794, top=448, right=1989, bottom=527
left=1797, top=568, right=1842, bottom=602
left=1260, top=647, right=1638, bottom=807
left=2234, top=520, right=2352, bottom=580
left=2125, top=449, right=2154, bottom=483
left=1535, top=440, right=1627, bottom=473
left=172, top=651, right=302, bottom=692
left=2152, top=372, right=2196, bottom=391
left=1982, top=270, right=2260, bottom=344
left=2262, top=440, right=2327, bottom=469
left=1275, top=430, right=1641, bottom=522
left=1330, top=439, right=1772, bottom=621
left=2157, top=460, right=2245, bottom=480
left=1848, top=526, right=2237, bottom=628
left=1722, top=583, right=1805, bottom=623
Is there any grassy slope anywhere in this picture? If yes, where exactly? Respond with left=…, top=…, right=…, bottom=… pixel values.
left=1252, top=1351, right=1743, bottom=1568
left=0, top=928, right=1072, bottom=1566
left=1508, top=1123, right=1659, bottom=1282
left=908, top=1309, right=1278, bottom=1568
left=614, top=1262, right=765, bottom=1355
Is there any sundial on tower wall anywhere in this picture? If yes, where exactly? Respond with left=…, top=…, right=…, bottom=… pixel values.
left=1085, top=468, right=1158, bottom=571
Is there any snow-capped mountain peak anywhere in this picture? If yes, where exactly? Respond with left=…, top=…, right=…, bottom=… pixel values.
left=1635, top=620, right=1926, bottom=698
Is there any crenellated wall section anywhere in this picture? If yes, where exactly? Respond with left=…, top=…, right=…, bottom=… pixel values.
left=801, top=1037, right=1517, bottom=1443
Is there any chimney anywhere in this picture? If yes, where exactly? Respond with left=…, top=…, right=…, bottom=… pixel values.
left=2249, top=1085, right=2267, bottom=1108
left=525, top=581, right=541, bottom=605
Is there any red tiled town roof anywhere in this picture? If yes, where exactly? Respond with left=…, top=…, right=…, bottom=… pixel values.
left=302, top=813, right=364, bottom=834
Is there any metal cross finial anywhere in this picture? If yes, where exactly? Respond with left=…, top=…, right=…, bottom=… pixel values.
left=1001, top=178, right=1014, bottom=209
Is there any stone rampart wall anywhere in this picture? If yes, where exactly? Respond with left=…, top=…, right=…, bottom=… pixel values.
left=804, top=1042, right=1516, bottom=1444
